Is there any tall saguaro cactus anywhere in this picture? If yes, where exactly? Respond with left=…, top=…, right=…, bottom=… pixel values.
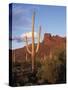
left=25, top=12, right=41, bottom=72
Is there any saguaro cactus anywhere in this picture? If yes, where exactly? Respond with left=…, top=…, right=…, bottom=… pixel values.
left=25, top=12, right=41, bottom=72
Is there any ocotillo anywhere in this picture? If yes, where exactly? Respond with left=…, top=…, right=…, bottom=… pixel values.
left=25, top=12, right=41, bottom=72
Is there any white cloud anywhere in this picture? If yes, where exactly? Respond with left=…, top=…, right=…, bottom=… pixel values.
left=11, top=32, right=38, bottom=43
left=20, top=32, right=38, bottom=39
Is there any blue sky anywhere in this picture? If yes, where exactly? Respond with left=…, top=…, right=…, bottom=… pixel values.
left=10, top=3, right=66, bottom=49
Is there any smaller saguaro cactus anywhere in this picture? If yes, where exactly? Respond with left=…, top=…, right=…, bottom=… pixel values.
left=13, top=50, right=15, bottom=63
left=26, top=51, right=28, bottom=61
left=25, top=12, right=41, bottom=72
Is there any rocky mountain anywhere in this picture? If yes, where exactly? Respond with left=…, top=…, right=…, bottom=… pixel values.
left=10, top=33, right=66, bottom=63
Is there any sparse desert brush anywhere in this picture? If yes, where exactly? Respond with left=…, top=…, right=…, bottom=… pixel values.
left=36, top=48, right=66, bottom=84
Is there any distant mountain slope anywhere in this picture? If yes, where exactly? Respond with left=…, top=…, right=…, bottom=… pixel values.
left=10, top=33, right=66, bottom=62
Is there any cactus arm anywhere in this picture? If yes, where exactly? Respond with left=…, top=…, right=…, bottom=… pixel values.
left=25, top=36, right=32, bottom=55
left=36, top=26, right=41, bottom=53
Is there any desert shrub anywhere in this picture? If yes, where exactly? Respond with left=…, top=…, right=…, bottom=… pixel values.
left=36, top=48, right=66, bottom=84
left=12, top=48, right=66, bottom=86
left=56, top=49, right=66, bottom=83
left=35, top=57, right=43, bottom=69
left=36, top=58, right=59, bottom=84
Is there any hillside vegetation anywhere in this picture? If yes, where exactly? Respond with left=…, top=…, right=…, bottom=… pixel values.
left=10, top=33, right=66, bottom=86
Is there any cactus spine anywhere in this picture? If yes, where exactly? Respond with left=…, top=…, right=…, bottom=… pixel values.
left=25, top=12, right=41, bottom=72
